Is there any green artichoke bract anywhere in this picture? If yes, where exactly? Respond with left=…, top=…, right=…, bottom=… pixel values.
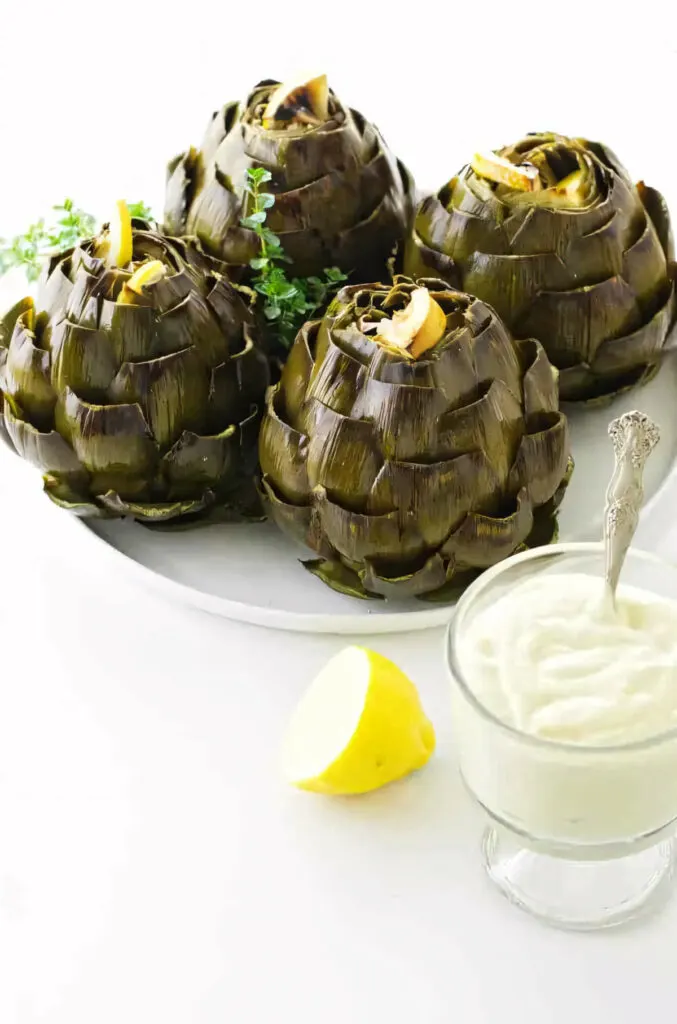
left=259, top=276, right=572, bottom=601
left=0, top=214, right=269, bottom=522
left=164, top=76, right=414, bottom=281
left=404, top=133, right=675, bottom=402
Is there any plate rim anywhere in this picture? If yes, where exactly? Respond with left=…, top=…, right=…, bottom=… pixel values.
left=72, top=513, right=456, bottom=635
left=65, top=455, right=673, bottom=635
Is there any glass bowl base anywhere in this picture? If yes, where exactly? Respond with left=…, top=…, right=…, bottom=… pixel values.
left=482, top=827, right=677, bottom=931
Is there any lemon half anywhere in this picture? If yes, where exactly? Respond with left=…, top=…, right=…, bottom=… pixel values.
left=282, top=646, right=436, bottom=795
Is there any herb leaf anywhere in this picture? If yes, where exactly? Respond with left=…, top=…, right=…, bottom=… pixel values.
left=241, top=169, right=348, bottom=349
left=0, top=198, right=154, bottom=282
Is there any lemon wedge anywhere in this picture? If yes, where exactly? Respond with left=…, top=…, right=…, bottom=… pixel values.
left=263, top=74, right=329, bottom=128
left=126, top=260, right=167, bottom=293
left=471, top=151, right=541, bottom=192
left=282, top=646, right=436, bottom=795
left=117, top=260, right=167, bottom=305
left=375, top=287, right=446, bottom=359
left=107, top=199, right=133, bottom=267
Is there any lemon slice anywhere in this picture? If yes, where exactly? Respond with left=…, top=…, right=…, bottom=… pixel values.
left=107, top=199, right=133, bottom=267
left=282, top=646, right=436, bottom=795
left=471, top=151, right=541, bottom=192
left=127, top=260, right=167, bottom=293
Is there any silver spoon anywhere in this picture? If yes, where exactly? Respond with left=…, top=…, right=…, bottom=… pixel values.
left=603, top=411, right=661, bottom=607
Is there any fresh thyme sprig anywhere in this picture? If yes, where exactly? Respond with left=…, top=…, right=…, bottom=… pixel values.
left=0, top=198, right=154, bottom=283
left=241, top=167, right=347, bottom=348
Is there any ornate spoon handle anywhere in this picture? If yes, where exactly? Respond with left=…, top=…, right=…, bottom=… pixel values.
left=604, top=411, right=660, bottom=602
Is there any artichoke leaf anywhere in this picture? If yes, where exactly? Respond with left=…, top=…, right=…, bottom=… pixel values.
left=559, top=361, right=659, bottom=405
left=184, top=175, right=244, bottom=254
left=5, top=311, right=55, bottom=427
left=463, top=249, right=571, bottom=325
left=437, top=380, right=522, bottom=481
left=351, top=378, right=449, bottom=461
left=622, top=214, right=671, bottom=308
left=360, top=551, right=448, bottom=599
left=156, top=292, right=228, bottom=368
left=0, top=296, right=35, bottom=351
left=637, top=181, right=675, bottom=262
left=305, top=401, right=380, bottom=509
left=206, top=277, right=249, bottom=336
left=442, top=488, right=533, bottom=568
left=141, top=494, right=265, bottom=531
left=315, top=487, right=417, bottom=564
left=108, top=346, right=208, bottom=449
left=261, top=474, right=333, bottom=558
left=278, top=321, right=317, bottom=422
left=50, top=320, right=117, bottom=401
left=330, top=188, right=415, bottom=284
left=517, top=275, right=641, bottom=367
left=4, top=396, right=82, bottom=474
left=517, top=338, right=559, bottom=415
left=99, top=491, right=213, bottom=521
left=99, top=300, right=157, bottom=363
left=302, top=558, right=379, bottom=601
left=416, top=567, right=482, bottom=604
left=508, top=412, right=570, bottom=507
left=162, top=425, right=237, bottom=495
left=164, top=147, right=204, bottom=237
left=43, top=474, right=109, bottom=517
left=231, top=324, right=270, bottom=403
left=258, top=388, right=309, bottom=504
left=591, top=287, right=674, bottom=374
left=65, top=270, right=102, bottom=325
left=55, top=389, right=157, bottom=482
left=38, top=261, right=74, bottom=323
left=368, top=451, right=497, bottom=547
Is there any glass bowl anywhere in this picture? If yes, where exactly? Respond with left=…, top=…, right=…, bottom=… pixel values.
left=446, top=541, right=677, bottom=931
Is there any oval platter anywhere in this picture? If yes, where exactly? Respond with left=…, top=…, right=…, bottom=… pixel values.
left=64, top=350, right=677, bottom=634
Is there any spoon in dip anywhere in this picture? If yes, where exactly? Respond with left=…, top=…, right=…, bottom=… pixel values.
left=604, top=411, right=661, bottom=609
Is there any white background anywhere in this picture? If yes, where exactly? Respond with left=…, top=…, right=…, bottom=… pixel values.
left=2, top=6, right=677, bottom=1021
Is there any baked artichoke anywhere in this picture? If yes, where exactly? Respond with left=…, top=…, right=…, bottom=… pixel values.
left=0, top=204, right=269, bottom=522
left=164, top=75, right=414, bottom=281
left=259, top=276, right=572, bottom=600
left=404, top=134, right=675, bottom=401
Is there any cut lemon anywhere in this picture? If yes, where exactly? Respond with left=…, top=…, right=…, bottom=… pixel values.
left=375, top=287, right=446, bottom=359
left=282, top=646, right=436, bottom=795
left=107, top=199, right=133, bottom=267
left=127, top=260, right=166, bottom=293
left=471, top=151, right=541, bottom=192
left=263, top=74, right=329, bottom=128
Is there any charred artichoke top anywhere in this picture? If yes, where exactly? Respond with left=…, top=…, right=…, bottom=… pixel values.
left=0, top=212, right=269, bottom=522
left=404, top=133, right=675, bottom=401
left=259, top=276, right=572, bottom=601
left=164, top=76, right=414, bottom=281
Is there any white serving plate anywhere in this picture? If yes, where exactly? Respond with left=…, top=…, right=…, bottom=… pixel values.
left=66, top=351, right=677, bottom=634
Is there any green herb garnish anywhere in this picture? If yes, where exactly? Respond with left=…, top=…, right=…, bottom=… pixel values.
left=241, top=167, right=347, bottom=348
left=0, top=198, right=154, bottom=282
left=127, top=201, right=154, bottom=221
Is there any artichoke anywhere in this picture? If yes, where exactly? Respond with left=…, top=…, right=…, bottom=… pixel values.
left=164, top=75, right=414, bottom=282
left=404, top=133, right=675, bottom=401
left=0, top=205, right=269, bottom=522
left=259, top=276, right=572, bottom=601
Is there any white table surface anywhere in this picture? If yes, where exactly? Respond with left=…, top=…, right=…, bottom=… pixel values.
left=3, top=12, right=677, bottom=1021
